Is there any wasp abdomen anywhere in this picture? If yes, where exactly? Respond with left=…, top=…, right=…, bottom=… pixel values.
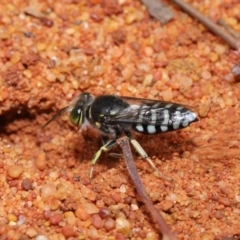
left=132, top=105, right=198, bottom=134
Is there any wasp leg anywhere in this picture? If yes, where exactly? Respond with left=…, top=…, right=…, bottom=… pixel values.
left=124, top=131, right=173, bottom=181
left=102, top=135, right=122, bottom=159
left=90, top=139, right=117, bottom=178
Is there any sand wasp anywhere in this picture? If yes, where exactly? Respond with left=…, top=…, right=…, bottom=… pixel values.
left=43, top=92, right=198, bottom=178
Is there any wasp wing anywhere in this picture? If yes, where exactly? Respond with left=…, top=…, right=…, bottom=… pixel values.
left=106, top=97, right=198, bottom=126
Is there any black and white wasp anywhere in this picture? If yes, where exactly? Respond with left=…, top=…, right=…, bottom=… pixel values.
left=43, top=92, right=198, bottom=178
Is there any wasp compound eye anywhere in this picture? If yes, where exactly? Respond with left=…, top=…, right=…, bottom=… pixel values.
left=70, top=107, right=82, bottom=126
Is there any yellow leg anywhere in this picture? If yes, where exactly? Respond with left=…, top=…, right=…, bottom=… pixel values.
left=129, top=138, right=173, bottom=182
left=90, top=139, right=116, bottom=178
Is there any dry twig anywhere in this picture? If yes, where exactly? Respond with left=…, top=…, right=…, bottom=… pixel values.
left=171, top=0, right=238, bottom=49
left=117, top=136, right=176, bottom=240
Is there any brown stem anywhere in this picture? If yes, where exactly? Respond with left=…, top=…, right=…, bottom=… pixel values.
left=117, top=137, right=176, bottom=240
left=172, top=0, right=238, bottom=49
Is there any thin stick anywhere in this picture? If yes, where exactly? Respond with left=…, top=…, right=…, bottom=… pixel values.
left=117, top=137, right=176, bottom=240
left=172, top=0, right=238, bottom=49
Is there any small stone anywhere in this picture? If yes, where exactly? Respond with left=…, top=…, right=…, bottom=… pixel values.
left=215, top=210, right=224, bottom=219
left=43, top=210, right=51, bottom=220
left=81, top=185, right=97, bottom=201
left=103, top=218, right=115, bottom=231
left=35, top=152, right=47, bottom=171
left=91, top=214, right=102, bottom=229
left=10, top=52, right=21, bottom=64
left=143, top=74, right=153, bottom=86
left=8, top=165, right=23, bottom=178
left=198, top=102, right=211, bottom=117
left=41, top=184, right=57, bottom=200
left=21, top=179, right=33, bottom=191
left=49, top=213, right=63, bottom=225
left=35, top=234, right=49, bottom=240
left=65, top=28, right=75, bottom=35
left=64, top=211, right=77, bottom=225
left=23, top=70, right=32, bottom=79
left=17, top=234, right=29, bottom=240
left=81, top=203, right=99, bottom=215
left=201, top=70, right=212, bottom=80
left=7, top=214, right=17, bottom=222
left=209, top=52, right=219, bottom=62
left=36, top=43, right=47, bottom=51
left=144, top=47, right=153, bottom=57
left=26, top=227, right=37, bottom=238
left=214, top=44, right=227, bottom=54
left=62, top=225, right=74, bottom=237
left=161, top=89, right=173, bottom=101
left=75, top=207, right=90, bottom=221
left=0, top=225, right=7, bottom=235
left=162, top=200, right=174, bottom=212
left=115, top=217, right=131, bottom=236
left=219, top=197, right=231, bottom=207
left=88, top=226, right=99, bottom=239
left=98, top=208, right=110, bottom=219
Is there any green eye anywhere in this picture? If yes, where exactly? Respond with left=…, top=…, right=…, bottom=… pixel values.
left=70, top=107, right=82, bottom=126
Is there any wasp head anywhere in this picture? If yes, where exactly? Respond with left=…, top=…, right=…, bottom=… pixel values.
left=42, top=92, right=94, bottom=129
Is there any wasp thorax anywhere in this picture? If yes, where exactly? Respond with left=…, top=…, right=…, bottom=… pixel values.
left=70, top=107, right=82, bottom=126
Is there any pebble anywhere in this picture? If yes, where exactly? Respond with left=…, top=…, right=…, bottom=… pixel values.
left=214, top=44, right=227, bottom=54
left=26, top=227, right=37, bottom=238
left=162, top=200, right=174, bottom=212
left=49, top=213, right=63, bottom=225
left=1, top=0, right=240, bottom=239
left=36, top=43, right=47, bottom=52
left=103, top=218, right=115, bottom=231
left=10, top=52, right=21, bottom=64
left=201, top=70, right=212, bottom=80
left=43, top=210, right=51, bottom=220
left=219, top=197, right=231, bottom=207
left=64, top=211, right=77, bottom=225
left=7, top=214, right=17, bottom=222
left=81, top=203, right=99, bottom=215
left=198, top=102, right=211, bottom=117
left=17, top=215, right=26, bottom=225
left=81, top=185, right=97, bottom=201
left=98, top=207, right=110, bottom=219
left=0, top=225, right=7, bottom=235
left=91, top=214, right=102, bottom=229
left=88, top=225, right=99, bottom=239
left=35, top=152, right=47, bottom=171
left=8, top=165, right=23, bottom=178
left=55, top=184, right=67, bottom=200
left=35, top=235, right=49, bottom=240
left=161, top=89, right=173, bottom=101
left=49, top=171, right=58, bottom=179
left=143, top=74, right=153, bottom=86
left=115, top=217, right=131, bottom=236
left=21, top=178, right=32, bottom=191
left=61, top=225, right=74, bottom=237
left=75, top=207, right=90, bottom=221
left=144, top=47, right=153, bottom=57
left=209, top=52, right=219, bottom=62
left=41, top=184, right=57, bottom=200
left=215, top=210, right=224, bottom=219
left=116, top=233, right=127, bottom=240
left=23, top=70, right=32, bottom=79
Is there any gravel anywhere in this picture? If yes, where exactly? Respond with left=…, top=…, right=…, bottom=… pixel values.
left=0, top=0, right=240, bottom=239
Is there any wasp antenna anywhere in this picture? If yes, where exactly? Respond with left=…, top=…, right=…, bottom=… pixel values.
left=41, top=106, right=70, bottom=130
